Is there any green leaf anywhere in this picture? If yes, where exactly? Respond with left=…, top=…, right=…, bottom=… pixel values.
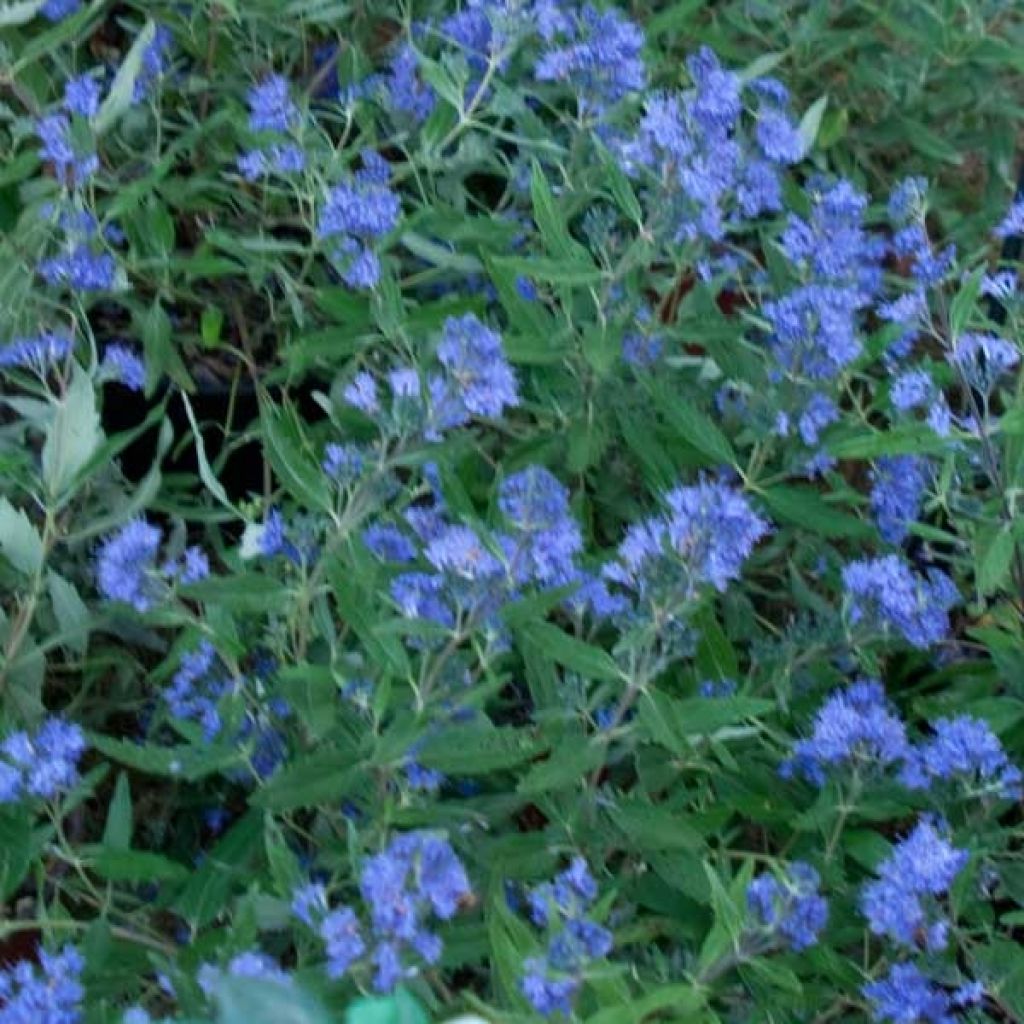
left=976, top=526, right=1016, bottom=597
left=0, top=0, right=45, bottom=27
left=608, top=800, right=705, bottom=852
left=517, top=736, right=602, bottom=794
left=42, top=363, right=103, bottom=499
left=102, top=772, right=133, bottom=849
left=180, top=392, right=238, bottom=514
left=47, top=571, right=90, bottom=655
left=181, top=573, right=289, bottom=612
left=251, top=748, right=366, bottom=811
left=654, top=390, right=737, bottom=467
left=491, top=254, right=602, bottom=285
left=0, top=498, right=43, bottom=576
left=638, top=691, right=773, bottom=754
left=760, top=486, right=871, bottom=539
left=418, top=724, right=541, bottom=775
left=530, top=160, right=589, bottom=263
left=827, top=424, right=949, bottom=459
left=798, top=94, right=828, bottom=153
left=950, top=266, right=985, bottom=339
left=95, top=21, right=157, bottom=136
left=585, top=984, right=706, bottom=1024
left=259, top=399, right=333, bottom=515
left=82, top=845, right=189, bottom=883
left=213, top=974, right=331, bottom=1024
left=517, top=622, right=621, bottom=682
left=330, top=569, right=411, bottom=678
left=174, top=811, right=262, bottom=928
left=345, top=990, right=429, bottom=1024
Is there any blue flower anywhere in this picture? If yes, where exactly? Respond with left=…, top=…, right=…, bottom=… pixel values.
left=362, top=524, right=417, bottom=563
left=64, top=74, right=101, bottom=117
left=756, top=107, right=804, bottom=164
left=950, top=332, right=1019, bottom=393
left=797, top=393, right=839, bottom=446
left=995, top=200, right=1024, bottom=240
left=246, top=75, right=299, bottom=133
left=860, top=819, right=967, bottom=951
left=521, top=858, right=612, bottom=1017
left=499, top=466, right=582, bottom=586
left=322, top=443, right=363, bottom=482
left=133, top=25, right=173, bottom=103
left=39, top=245, right=117, bottom=292
left=40, top=0, right=81, bottom=19
left=870, top=455, right=929, bottom=544
left=165, top=641, right=224, bottom=740
left=0, top=333, right=72, bottom=372
left=318, top=152, right=401, bottom=289
left=0, top=945, right=84, bottom=1022
left=36, top=113, right=97, bottom=187
left=535, top=4, right=646, bottom=116
left=843, top=555, right=958, bottom=649
left=321, top=907, right=366, bottom=979
left=781, top=680, right=909, bottom=785
left=197, top=950, right=291, bottom=995
left=901, top=715, right=1021, bottom=797
left=0, top=718, right=86, bottom=803
left=344, top=372, right=380, bottom=414
left=606, top=479, right=768, bottom=607
left=746, top=861, right=828, bottom=950
left=101, top=344, right=146, bottom=391
left=96, top=519, right=164, bottom=612
left=436, top=313, right=520, bottom=421
left=888, top=177, right=929, bottom=223
left=386, top=44, right=435, bottom=122
left=864, top=963, right=983, bottom=1024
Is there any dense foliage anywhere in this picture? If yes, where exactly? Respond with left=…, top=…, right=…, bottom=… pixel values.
left=2, top=2, right=1024, bottom=1023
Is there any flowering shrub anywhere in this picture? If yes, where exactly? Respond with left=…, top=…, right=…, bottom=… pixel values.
left=1, top=3, right=1024, bottom=1023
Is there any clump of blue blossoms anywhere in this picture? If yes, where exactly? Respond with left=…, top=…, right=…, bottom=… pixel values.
left=535, top=4, right=645, bottom=118
left=602, top=479, right=769, bottom=618
left=521, top=858, right=613, bottom=1016
left=100, top=344, right=146, bottom=391
left=843, top=555, right=959, bottom=649
left=0, top=718, right=86, bottom=803
left=870, top=456, right=929, bottom=544
left=901, top=715, right=1021, bottom=798
left=860, top=819, right=968, bottom=951
left=781, top=680, right=909, bottom=785
left=317, top=150, right=401, bottom=288
left=0, top=945, right=84, bottom=1022
left=96, top=518, right=209, bottom=612
left=0, top=333, right=73, bottom=373
left=292, top=831, right=470, bottom=992
left=196, top=949, right=292, bottom=995
left=864, top=963, right=983, bottom=1024
left=237, top=74, right=305, bottom=181
left=745, top=862, right=829, bottom=951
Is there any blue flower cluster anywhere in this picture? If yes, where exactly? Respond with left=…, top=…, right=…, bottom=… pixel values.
left=196, top=949, right=292, bottom=995
left=237, top=74, right=305, bottom=182
left=602, top=479, right=768, bottom=620
left=870, top=455, right=929, bottom=544
left=0, top=718, right=86, bottom=803
left=781, top=680, right=909, bottom=785
left=0, top=333, right=73, bottom=373
left=860, top=819, right=967, bottom=951
left=343, top=313, right=519, bottom=441
left=619, top=49, right=802, bottom=244
left=843, top=555, right=958, bottom=649
left=292, top=832, right=470, bottom=992
left=521, top=858, right=613, bottom=1016
left=317, top=150, right=401, bottom=289
left=100, top=344, right=147, bottom=391
left=534, top=4, right=645, bottom=117
left=745, top=861, right=829, bottom=951
left=96, top=518, right=209, bottom=612
left=864, top=963, right=983, bottom=1024
left=0, top=946, right=83, bottom=1023
left=901, top=715, right=1022, bottom=797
